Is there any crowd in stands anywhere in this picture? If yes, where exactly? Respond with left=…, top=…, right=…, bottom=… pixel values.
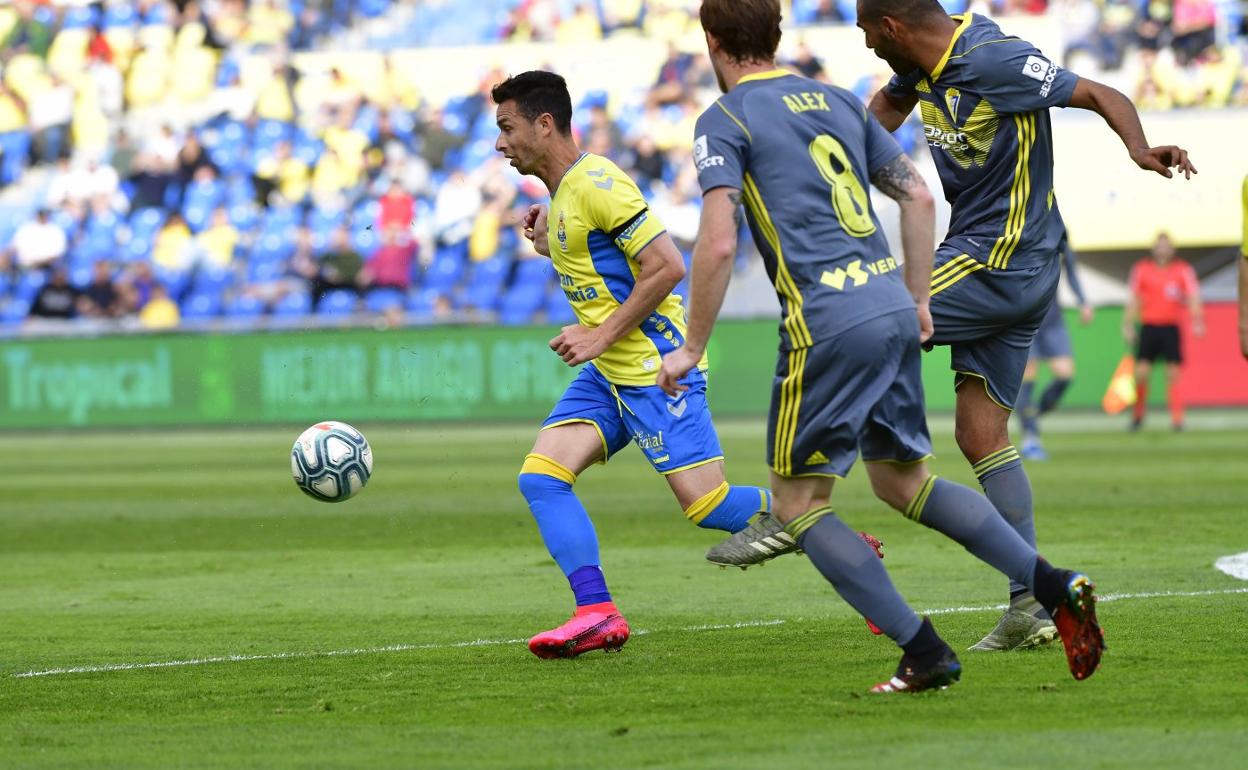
left=0, top=0, right=1244, bottom=333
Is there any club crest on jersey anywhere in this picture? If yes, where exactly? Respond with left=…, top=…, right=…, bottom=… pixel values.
left=557, top=210, right=568, bottom=252
left=945, top=87, right=961, bottom=120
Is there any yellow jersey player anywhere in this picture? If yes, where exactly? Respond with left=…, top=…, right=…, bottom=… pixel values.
left=493, top=70, right=789, bottom=658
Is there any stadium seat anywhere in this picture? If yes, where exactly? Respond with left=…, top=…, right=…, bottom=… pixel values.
left=424, top=252, right=466, bottom=294
left=545, top=290, right=576, bottom=324
left=365, top=287, right=406, bottom=313
left=318, top=289, right=358, bottom=316
left=224, top=294, right=266, bottom=319
left=195, top=265, right=236, bottom=294
left=497, top=284, right=545, bottom=326
left=62, top=5, right=99, bottom=29
left=15, top=271, right=46, bottom=303
left=0, top=297, right=31, bottom=325
left=130, top=208, right=165, bottom=240
left=103, top=4, right=138, bottom=27
left=352, top=228, right=379, bottom=255
left=181, top=291, right=222, bottom=320
left=274, top=290, right=312, bottom=317
left=406, top=287, right=441, bottom=317
left=69, top=265, right=93, bottom=289
left=246, top=258, right=285, bottom=284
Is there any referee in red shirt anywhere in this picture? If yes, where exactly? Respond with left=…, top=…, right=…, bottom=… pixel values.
left=1123, top=232, right=1205, bottom=431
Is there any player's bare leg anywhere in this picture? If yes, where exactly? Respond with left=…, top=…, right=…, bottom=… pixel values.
left=1131, top=359, right=1154, bottom=431
left=1164, top=362, right=1184, bottom=430
left=954, top=379, right=1058, bottom=651
left=769, top=473, right=960, bottom=693
left=520, top=423, right=629, bottom=658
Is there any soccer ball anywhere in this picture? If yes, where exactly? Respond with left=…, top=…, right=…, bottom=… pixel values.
left=291, top=421, right=373, bottom=502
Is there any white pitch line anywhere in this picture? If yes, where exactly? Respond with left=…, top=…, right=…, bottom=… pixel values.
left=10, top=589, right=1246, bottom=680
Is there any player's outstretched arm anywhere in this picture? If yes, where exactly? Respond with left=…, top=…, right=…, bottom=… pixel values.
left=871, top=153, right=935, bottom=342
left=1067, top=78, right=1197, bottom=180
left=656, top=187, right=739, bottom=396
left=869, top=89, right=917, bottom=133
left=550, top=231, right=685, bottom=366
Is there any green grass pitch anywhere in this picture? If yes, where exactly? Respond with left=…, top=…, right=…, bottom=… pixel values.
left=1, top=416, right=1246, bottom=769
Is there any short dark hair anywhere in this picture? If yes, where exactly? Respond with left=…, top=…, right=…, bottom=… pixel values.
left=490, top=70, right=573, bottom=136
left=858, top=0, right=945, bottom=24
left=699, top=0, right=782, bottom=63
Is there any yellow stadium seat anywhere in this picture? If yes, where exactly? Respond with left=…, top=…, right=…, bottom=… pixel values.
left=104, top=28, right=136, bottom=70
left=126, top=50, right=171, bottom=108
left=172, top=46, right=219, bottom=104
left=138, top=24, right=174, bottom=53
left=47, top=29, right=89, bottom=80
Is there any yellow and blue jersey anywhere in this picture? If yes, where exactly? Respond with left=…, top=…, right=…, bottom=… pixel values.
left=548, top=152, right=707, bottom=386
left=885, top=14, right=1079, bottom=270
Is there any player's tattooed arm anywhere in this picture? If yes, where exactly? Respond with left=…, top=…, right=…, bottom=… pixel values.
left=870, top=154, right=925, bottom=202
left=728, top=190, right=743, bottom=228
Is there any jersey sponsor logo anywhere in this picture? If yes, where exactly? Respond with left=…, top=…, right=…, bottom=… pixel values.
left=781, top=91, right=831, bottom=114
left=919, top=94, right=999, bottom=169
left=557, top=271, right=599, bottom=302
left=693, top=134, right=725, bottom=173
left=557, top=210, right=568, bottom=252
left=632, top=429, right=664, bottom=451
left=1021, top=55, right=1060, bottom=97
left=819, top=257, right=898, bottom=291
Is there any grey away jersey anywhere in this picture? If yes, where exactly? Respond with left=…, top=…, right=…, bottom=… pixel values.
left=695, top=70, right=914, bottom=350
left=885, top=13, right=1079, bottom=270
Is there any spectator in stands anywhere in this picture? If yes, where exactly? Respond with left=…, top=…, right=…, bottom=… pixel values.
left=109, top=129, right=138, bottom=179
left=128, top=152, right=176, bottom=211
left=153, top=212, right=194, bottom=271
left=507, top=0, right=561, bottom=42
left=176, top=133, right=219, bottom=191
left=378, top=179, right=415, bottom=231
left=28, top=75, right=74, bottom=165
left=196, top=207, right=239, bottom=269
left=0, top=83, right=28, bottom=186
left=245, top=0, right=296, bottom=48
left=599, top=0, right=645, bottom=34
left=47, top=157, right=121, bottom=208
left=418, top=107, right=466, bottom=170
left=28, top=267, right=78, bottom=320
left=788, top=40, right=829, bottom=82
left=255, top=64, right=298, bottom=124
left=138, top=283, right=181, bottom=329
left=1172, top=0, right=1218, bottom=65
left=651, top=42, right=695, bottom=105
left=9, top=209, right=66, bottom=270
left=298, top=224, right=363, bottom=309
left=359, top=224, right=417, bottom=291
left=79, top=261, right=125, bottom=319
left=364, top=111, right=411, bottom=183
left=254, top=140, right=310, bottom=207
left=2, top=1, right=54, bottom=60
left=433, top=170, right=480, bottom=254
left=810, top=0, right=847, bottom=22
left=555, top=3, right=604, bottom=44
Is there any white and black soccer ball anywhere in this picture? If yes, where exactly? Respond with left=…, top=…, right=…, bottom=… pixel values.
left=291, top=421, right=373, bottom=502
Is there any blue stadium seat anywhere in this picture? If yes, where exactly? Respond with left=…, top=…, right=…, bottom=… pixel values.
left=224, top=293, right=266, bottom=318
left=69, top=265, right=93, bottom=289
left=274, top=290, right=312, bottom=317
left=246, top=258, right=285, bottom=284
left=365, top=287, right=405, bottom=312
left=103, top=4, right=137, bottom=27
left=125, top=236, right=152, bottom=263
left=545, top=290, right=576, bottom=324
left=195, top=265, right=235, bottom=293
left=352, top=227, right=379, bottom=254
left=63, top=5, right=99, bottom=29
left=318, top=289, right=357, bottom=316
left=181, top=291, right=222, bottom=320
left=251, top=231, right=293, bottom=262
left=183, top=203, right=211, bottom=233
left=228, top=203, right=258, bottom=231
left=406, top=287, right=441, bottom=316
left=424, top=252, right=466, bottom=294
left=130, top=207, right=165, bottom=239
left=155, top=267, right=191, bottom=300
left=15, top=271, right=46, bottom=302
left=497, top=284, right=544, bottom=326
left=0, top=297, right=31, bottom=324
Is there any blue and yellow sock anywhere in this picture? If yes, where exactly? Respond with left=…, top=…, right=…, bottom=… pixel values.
left=518, top=453, right=611, bottom=607
left=683, top=482, right=771, bottom=533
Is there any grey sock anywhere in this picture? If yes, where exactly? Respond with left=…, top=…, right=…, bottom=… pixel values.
left=788, top=507, right=923, bottom=646
left=972, top=448, right=1034, bottom=596
left=905, top=477, right=1038, bottom=591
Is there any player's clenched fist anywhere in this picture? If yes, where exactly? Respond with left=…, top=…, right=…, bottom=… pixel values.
left=549, top=324, right=607, bottom=366
left=523, top=204, right=551, bottom=257
left=656, top=348, right=699, bottom=397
